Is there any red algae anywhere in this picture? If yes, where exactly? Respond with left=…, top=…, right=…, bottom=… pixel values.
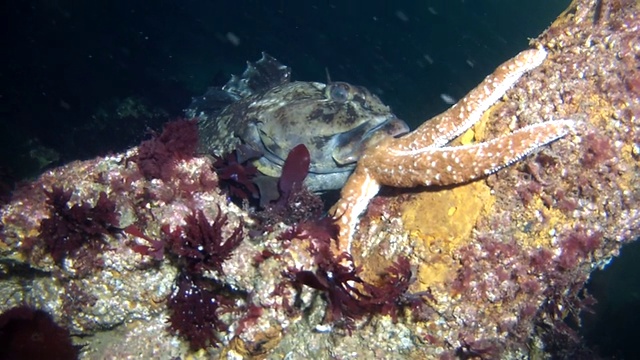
left=212, top=146, right=260, bottom=202
left=131, top=118, right=199, bottom=181
left=0, top=306, right=79, bottom=360
left=37, top=186, right=119, bottom=265
left=165, top=207, right=243, bottom=276
left=167, top=275, right=233, bottom=350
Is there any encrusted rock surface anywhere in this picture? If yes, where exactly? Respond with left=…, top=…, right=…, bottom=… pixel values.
left=0, top=0, right=638, bottom=359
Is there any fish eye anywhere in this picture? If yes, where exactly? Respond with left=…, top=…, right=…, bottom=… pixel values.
left=328, top=83, right=352, bottom=103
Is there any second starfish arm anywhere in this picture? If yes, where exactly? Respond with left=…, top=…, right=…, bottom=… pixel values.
left=398, top=48, right=549, bottom=152
left=369, top=119, right=577, bottom=188
left=330, top=47, right=577, bottom=251
left=331, top=120, right=576, bottom=250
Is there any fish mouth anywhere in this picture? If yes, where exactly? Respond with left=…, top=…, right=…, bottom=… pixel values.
left=332, top=115, right=410, bottom=166
left=363, top=115, right=410, bottom=142
left=256, top=115, right=409, bottom=176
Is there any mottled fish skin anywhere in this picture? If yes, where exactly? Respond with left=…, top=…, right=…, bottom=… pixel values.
left=188, top=53, right=409, bottom=192
left=330, top=48, right=577, bottom=251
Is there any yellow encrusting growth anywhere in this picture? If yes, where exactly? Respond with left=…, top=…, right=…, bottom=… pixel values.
left=401, top=181, right=495, bottom=292
left=401, top=182, right=493, bottom=253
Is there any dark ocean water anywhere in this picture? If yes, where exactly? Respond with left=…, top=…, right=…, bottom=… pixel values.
left=4, top=1, right=638, bottom=358
left=3, top=0, right=569, bottom=178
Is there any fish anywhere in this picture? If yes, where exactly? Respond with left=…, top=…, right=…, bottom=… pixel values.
left=187, top=53, right=409, bottom=193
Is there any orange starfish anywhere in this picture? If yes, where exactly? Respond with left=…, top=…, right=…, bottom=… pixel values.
left=330, top=48, right=575, bottom=251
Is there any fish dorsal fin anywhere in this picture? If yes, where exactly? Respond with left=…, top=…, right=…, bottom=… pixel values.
left=223, top=52, right=291, bottom=98
left=186, top=85, right=239, bottom=117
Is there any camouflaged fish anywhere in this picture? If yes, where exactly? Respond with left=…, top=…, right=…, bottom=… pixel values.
left=187, top=53, right=409, bottom=192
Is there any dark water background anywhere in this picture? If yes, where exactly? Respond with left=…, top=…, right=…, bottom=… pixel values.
left=3, top=1, right=639, bottom=358
left=3, top=0, right=569, bottom=178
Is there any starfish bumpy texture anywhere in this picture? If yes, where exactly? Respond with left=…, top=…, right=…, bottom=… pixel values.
left=330, top=48, right=576, bottom=251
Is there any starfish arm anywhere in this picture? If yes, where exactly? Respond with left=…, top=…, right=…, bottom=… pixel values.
left=329, top=165, right=380, bottom=251
left=330, top=47, right=574, bottom=251
left=398, top=48, right=548, bottom=151
left=370, top=120, right=576, bottom=188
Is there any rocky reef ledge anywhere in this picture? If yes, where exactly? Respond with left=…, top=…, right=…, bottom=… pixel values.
left=1, top=0, right=638, bottom=358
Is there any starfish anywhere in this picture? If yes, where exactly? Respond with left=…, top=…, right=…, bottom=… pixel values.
left=330, top=47, right=576, bottom=251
